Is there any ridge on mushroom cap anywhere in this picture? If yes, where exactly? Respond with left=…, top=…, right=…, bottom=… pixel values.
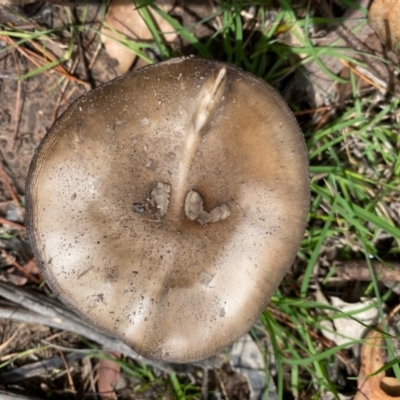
left=26, top=57, right=310, bottom=363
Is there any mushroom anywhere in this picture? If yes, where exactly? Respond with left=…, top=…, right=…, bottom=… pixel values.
left=26, top=57, right=310, bottom=363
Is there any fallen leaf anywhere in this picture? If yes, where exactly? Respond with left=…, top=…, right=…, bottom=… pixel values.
left=355, top=327, right=400, bottom=399
left=284, top=1, right=374, bottom=108
left=6, top=267, right=27, bottom=286
left=101, top=0, right=176, bottom=74
left=319, top=297, right=379, bottom=347
left=97, top=352, right=122, bottom=400
left=231, top=334, right=276, bottom=400
left=24, top=258, right=40, bottom=276
left=3, top=255, right=41, bottom=286
left=368, top=0, right=400, bottom=51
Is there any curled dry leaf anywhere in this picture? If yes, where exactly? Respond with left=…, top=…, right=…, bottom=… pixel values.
left=368, top=0, right=400, bottom=51
left=24, top=258, right=40, bottom=276
left=6, top=268, right=28, bottom=286
left=97, top=352, right=122, bottom=400
left=355, top=328, right=400, bottom=400
left=101, top=0, right=176, bottom=74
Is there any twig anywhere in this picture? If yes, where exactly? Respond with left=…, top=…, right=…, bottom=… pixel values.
left=0, top=282, right=177, bottom=373
left=58, top=349, right=76, bottom=393
left=0, top=201, right=14, bottom=207
left=0, top=352, right=83, bottom=383
left=0, top=304, right=158, bottom=366
left=335, top=260, right=400, bottom=282
left=72, top=7, right=96, bottom=90
left=267, top=305, right=358, bottom=374
left=0, top=323, right=26, bottom=353
left=87, top=38, right=102, bottom=71
left=0, top=217, right=26, bottom=231
left=319, top=0, right=400, bottom=95
left=340, top=59, right=387, bottom=92
left=0, top=163, right=21, bottom=206
left=82, top=356, right=98, bottom=399
left=293, top=105, right=333, bottom=116
left=0, top=250, right=41, bottom=284
left=215, top=369, right=229, bottom=399
left=0, top=34, right=89, bottom=86
left=1, top=35, right=55, bottom=81
left=201, top=367, right=209, bottom=400
left=386, top=303, right=400, bottom=323
left=52, top=50, right=81, bottom=121
left=9, top=48, right=23, bottom=148
left=284, top=0, right=386, bottom=107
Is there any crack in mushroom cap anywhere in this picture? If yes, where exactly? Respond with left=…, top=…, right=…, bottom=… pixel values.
left=26, top=57, right=310, bottom=363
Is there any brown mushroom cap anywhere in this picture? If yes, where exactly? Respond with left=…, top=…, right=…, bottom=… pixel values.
left=26, top=57, right=310, bottom=363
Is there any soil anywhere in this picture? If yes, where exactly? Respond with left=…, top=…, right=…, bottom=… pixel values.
left=0, top=6, right=119, bottom=192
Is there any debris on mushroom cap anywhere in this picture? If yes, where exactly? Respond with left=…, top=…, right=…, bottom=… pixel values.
left=150, top=182, right=171, bottom=219
left=185, top=190, right=230, bottom=225
left=25, top=57, right=310, bottom=363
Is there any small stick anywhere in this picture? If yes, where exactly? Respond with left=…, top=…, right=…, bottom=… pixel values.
left=9, top=49, right=23, bottom=148
left=318, top=0, right=400, bottom=95
left=201, top=367, right=209, bottom=400
left=0, top=352, right=83, bottom=384
left=0, top=162, right=25, bottom=220
left=0, top=34, right=88, bottom=86
left=0, top=217, right=26, bottom=231
left=0, top=323, right=26, bottom=353
left=0, top=282, right=180, bottom=373
left=335, top=260, right=400, bottom=282
left=0, top=249, right=41, bottom=284
left=58, top=349, right=76, bottom=393
left=0, top=164, right=20, bottom=206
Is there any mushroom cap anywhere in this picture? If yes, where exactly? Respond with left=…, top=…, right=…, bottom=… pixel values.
left=26, top=57, right=310, bottom=363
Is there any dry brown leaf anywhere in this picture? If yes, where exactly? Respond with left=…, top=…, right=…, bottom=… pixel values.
left=355, top=328, right=400, bottom=399
left=97, top=352, right=121, bottom=400
left=336, top=260, right=400, bottom=282
left=368, top=0, right=400, bottom=51
left=7, top=258, right=41, bottom=286
left=6, top=267, right=27, bottom=286
left=24, top=258, right=40, bottom=276
left=101, top=0, right=176, bottom=74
